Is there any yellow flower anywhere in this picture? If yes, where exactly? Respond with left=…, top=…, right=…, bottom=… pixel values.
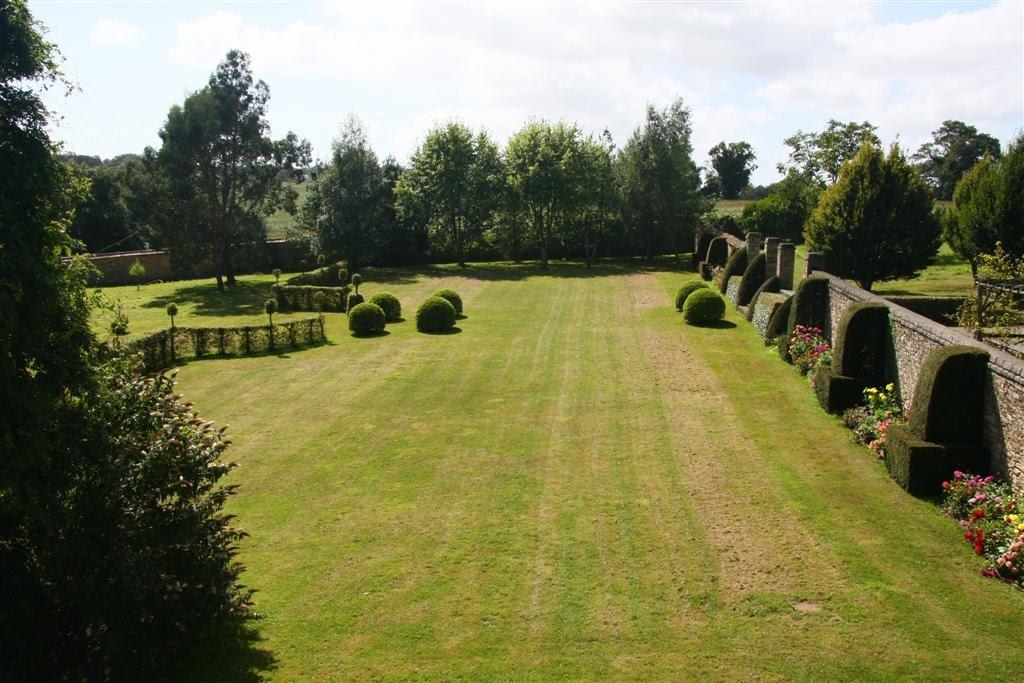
left=886, top=383, right=895, bottom=392
left=866, top=387, right=878, bottom=394
left=879, top=393, right=887, bottom=401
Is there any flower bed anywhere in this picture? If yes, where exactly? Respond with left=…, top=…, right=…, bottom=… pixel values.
left=942, top=471, right=1023, bottom=588
left=788, top=325, right=831, bottom=380
left=841, top=384, right=903, bottom=459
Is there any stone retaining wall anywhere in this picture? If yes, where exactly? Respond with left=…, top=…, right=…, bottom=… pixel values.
left=823, top=274, right=1024, bottom=490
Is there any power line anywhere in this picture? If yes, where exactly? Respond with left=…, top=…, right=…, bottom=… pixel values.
left=42, top=92, right=143, bottom=151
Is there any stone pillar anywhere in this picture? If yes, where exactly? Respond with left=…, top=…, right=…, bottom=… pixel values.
left=764, top=237, right=780, bottom=279
left=745, top=231, right=763, bottom=258
left=806, top=251, right=825, bottom=277
left=778, top=242, right=795, bottom=290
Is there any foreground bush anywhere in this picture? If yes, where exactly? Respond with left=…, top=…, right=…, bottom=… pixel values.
left=675, top=280, right=708, bottom=311
left=348, top=302, right=386, bottom=336
left=682, top=289, right=726, bottom=325
left=369, top=292, right=402, bottom=321
left=417, top=296, right=457, bottom=332
left=5, top=355, right=250, bottom=680
left=433, top=288, right=463, bottom=315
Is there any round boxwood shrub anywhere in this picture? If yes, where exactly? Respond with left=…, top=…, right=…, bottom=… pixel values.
left=432, top=288, right=463, bottom=315
left=682, top=288, right=726, bottom=325
left=369, top=292, right=401, bottom=321
left=675, top=281, right=709, bottom=311
left=348, top=302, right=386, bottom=336
left=416, top=296, right=457, bottom=333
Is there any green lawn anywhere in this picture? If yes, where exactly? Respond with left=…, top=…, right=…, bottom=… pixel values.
left=110, top=262, right=1024, bottom=680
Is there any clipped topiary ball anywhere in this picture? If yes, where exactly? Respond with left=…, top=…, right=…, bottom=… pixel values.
left=416, top=296, right=457, bottom=333
left=675, top=280, right=709, bottom=311
left=432, top=288, right=463, bottom=315
left=369, top=292, right=402, bottom=321
left=683, top=288, right=726, bottom=325
left=348, top=302, right=386, bottom=336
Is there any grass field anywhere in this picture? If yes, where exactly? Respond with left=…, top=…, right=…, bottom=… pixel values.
left=108, top=262, right=1024, bottom=680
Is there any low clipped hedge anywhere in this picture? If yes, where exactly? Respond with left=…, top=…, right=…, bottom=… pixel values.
left=347, top=292, right=364, bottom=311
left=746, top=275, right=780, bottom=322
left=417, top=296, right=457, bottom=333
left=348, top=302, right=386, bottom=336
left=369, top=292, right=402, bottom=321
left=736, top=252, right=767, bottom=307
left=273, top=284, right=351, bottom=312
left=683, top=288, right=726, bottom=325
left=883, top=296, right=966, bottom=325
left=432, top=288, right=463, bottom=315
left=675, top=281, right=709, bottom=311
left=131, top=316, right=326, bottom=371
left=718, top=245, right=748, bottom=294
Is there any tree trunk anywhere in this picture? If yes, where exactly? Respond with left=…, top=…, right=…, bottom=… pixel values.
left=540, top=243, right=548, bottom=270
left=512, top=225, right=520, bottom=263
left=224, top=247, right=236, bottom=286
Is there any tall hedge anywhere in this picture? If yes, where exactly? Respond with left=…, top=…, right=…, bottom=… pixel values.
left=831, top=302, right=889, bottom=378
left=718, top=245, right=747, bottom=294
left=707, top=237, right=729, bottom=266
left=908, top=345, right=989, bottom=443
left=785, top=276, right=830, bottom=340
left=736, top=252, right=767, bottom=306
left=765, top=294, right=792, bottom=343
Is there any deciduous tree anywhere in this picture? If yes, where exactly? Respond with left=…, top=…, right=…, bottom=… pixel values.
left=779, top=119, right=880, bottom=184
left=707, top=141, right=756, bottom=199
left=913, top=120, right=1001, bottom=200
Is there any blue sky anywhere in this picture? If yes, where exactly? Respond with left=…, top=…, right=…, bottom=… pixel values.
left=30, top=1, right=1024, bottom=185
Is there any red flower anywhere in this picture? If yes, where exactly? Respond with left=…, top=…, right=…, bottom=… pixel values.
left=972, top=508, right=985, bottom=519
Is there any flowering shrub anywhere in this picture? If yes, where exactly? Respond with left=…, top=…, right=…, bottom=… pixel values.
left=789, top=325, right=831, bottom=376
left=942, top=471, right=1023, bottom=587
left=841, top=384, right=903, bottom=459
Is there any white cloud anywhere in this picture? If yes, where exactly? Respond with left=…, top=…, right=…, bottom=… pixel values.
left=166, top=1, right=1023, bottom=184
left=90, top=18, right=143, bottom=47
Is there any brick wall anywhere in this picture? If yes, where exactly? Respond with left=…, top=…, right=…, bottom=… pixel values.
left=73, top=239, right=312, bottom=286
left=824, top=274, right=1024, bottom=490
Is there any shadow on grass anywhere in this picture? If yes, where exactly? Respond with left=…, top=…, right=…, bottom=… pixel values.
left=419, top=326, right=462, bottom=335
left=142, top=280, right=274, bottom=318
left=173, top=617, right=276, bottom=683
left=691, top=319, right=737, bottom=329
left=351, top=330, right=391, bottom=338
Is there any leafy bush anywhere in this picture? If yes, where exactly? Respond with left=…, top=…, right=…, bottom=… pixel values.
left=718, top=245, right=747, bottom=294
left=369, top=292, right=402, bottom=321
left=286, top=262, right=346, bottom=287
left=675, top=280, right=709, bottom=311
left=738, top=174, right=818, bottom=242
left=909, top=345, right=989, bottom=444
left=348, top=302, right=386, bottom=336
left=942, top=472, right=1024, bottom=588
left=682, top=288, right=726, bottom=325
left=736, top=252, right=767, bottom=306
left=416, top=296, right=457, bottom=332
left=841, top=384, right=903, bottom=459
left=432, top=288, right=463, bottom=315
left=347, top=292, right=364, bottom=311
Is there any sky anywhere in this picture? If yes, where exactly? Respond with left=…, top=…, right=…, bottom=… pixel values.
left=29, top=0, right=1024, bottom=186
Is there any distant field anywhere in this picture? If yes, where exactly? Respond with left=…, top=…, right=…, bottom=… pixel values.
left=713, top=198, right=753, bottom=217
left=265, top=181, right=309, bottom=239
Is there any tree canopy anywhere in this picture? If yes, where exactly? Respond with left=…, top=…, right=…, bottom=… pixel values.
left=618, top=98, right=708, bottom=262
left=804, top=143, right=940, bottom=291
left=154, top=50, right=310, bottom=289
left=396, top=122, right=502, bottom=267
left=779, top=119, right=880, bottom=184
left=707, top=141, right=757, bottom=199
left=913, top=120, right=1001, bottom=200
